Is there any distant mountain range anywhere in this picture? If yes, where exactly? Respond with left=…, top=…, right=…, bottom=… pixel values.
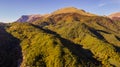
left=16, top=8, right=120, bottom=23
left=0, top=7, right=120, bottom=67
left=16, top=7, right=97, bottom=23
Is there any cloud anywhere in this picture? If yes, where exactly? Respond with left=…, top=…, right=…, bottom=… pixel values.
left=98, top=3, right=106, bottom=7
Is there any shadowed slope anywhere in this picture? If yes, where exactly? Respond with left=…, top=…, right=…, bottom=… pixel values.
left=0, top=25, right=22, bottom=67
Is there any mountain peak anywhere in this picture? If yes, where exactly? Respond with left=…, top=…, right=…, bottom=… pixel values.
left=108, top=12, right=120, bottom=21
left=57, top=7, right=81, bottom=11
left=52, top=7, right=96, bottom=16
left=16, top=14, right=42, bottom=23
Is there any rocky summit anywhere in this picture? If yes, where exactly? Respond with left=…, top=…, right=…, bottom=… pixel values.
left=16, top=14, right=42, bottom=23
left=108, top=12, right=120, bottom=21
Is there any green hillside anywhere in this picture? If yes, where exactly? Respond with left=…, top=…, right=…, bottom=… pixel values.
left=32, top=12, right=120, bottom=67
left=5, top=23, right=101, bottom=67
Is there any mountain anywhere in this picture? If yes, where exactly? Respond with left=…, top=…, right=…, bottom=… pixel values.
left=108, top=12, right=120, bottom=21
left=32, top=7, right=120, bottom=66
left=16, top=7, right=96, bottom=23
left=0, top=7, right=120, bottom=67
left=32, top=7, right=97, bottom=26
left=16, top=14, right=42, bottom=23
left=52, top=7, right=96, bottom=16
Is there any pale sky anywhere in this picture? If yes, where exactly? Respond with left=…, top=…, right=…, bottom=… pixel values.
left=0, top=0, right=120, bottom=22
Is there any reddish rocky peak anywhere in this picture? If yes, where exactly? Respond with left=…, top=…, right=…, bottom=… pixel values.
left=108, top=12, right=120, bottom=21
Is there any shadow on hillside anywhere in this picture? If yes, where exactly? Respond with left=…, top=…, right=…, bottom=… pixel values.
left=0, top=27, right=22, bottom=67
left=97, top=30, right=111, bottom=34
left=32, top=24, right=101, bottom=66
left=113, top=45, right=120, bottom=53
left=115, top=36, right=120, bottom=41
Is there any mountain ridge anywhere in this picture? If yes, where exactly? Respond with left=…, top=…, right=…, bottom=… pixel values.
left=16, top=7, right=97, bottom=23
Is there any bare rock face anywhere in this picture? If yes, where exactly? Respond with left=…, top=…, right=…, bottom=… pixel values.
left=108, top=12, right=120, bottom=21
left=16, top=14, right=42, bottom=23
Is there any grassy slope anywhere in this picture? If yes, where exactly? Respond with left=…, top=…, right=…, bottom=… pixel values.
left=0, top=11, right=120, bottom=67
left=6, top=22, right=101, bottom=67
left=33, top=13, right=120, bottom=67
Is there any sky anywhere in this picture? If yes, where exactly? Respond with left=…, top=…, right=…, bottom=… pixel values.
left=0, top=0, right=120, bottom=22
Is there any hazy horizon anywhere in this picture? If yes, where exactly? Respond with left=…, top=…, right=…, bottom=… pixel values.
left=0, top=0, right=120, bottom=22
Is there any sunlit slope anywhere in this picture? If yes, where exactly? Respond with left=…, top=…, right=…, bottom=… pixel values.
left=108, top=12, right=120, bottom=21
left=6, top=23, right=100, bottom=67
left=34, top=12, right=120, bottom=45
left=32, top=12, right=120, bottom=67
left=52, top=7, right=96, bottom=16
